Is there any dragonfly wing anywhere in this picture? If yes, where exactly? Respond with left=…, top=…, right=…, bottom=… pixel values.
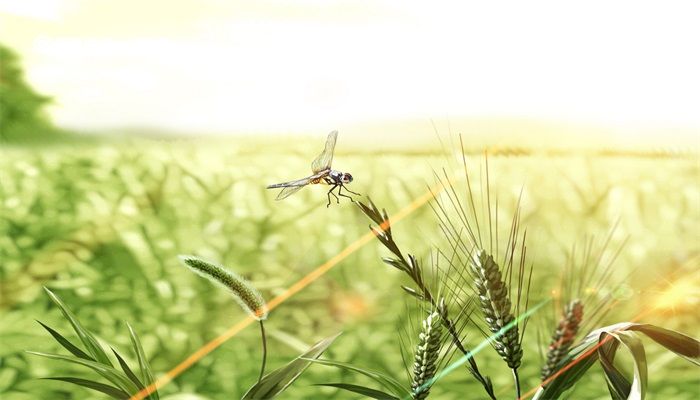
left=267, top=176, right=313, bottom=189
left=311, top=130, right=338, bottom=173
left=267, top=171, right=328, bottom=200
left=275, top=185, right=305, bottom=200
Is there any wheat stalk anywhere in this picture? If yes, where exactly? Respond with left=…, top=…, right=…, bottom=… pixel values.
left=470, top=250, right=523, bottom=370
left=541, top=299, right=584, bottom=381
left=429, top=147, right=536, bottom=399
left=357, top=199, right=496, bottom=400
left=411, top=311, right=443, bottom=400
left=537, top=226, right=628, bottom=382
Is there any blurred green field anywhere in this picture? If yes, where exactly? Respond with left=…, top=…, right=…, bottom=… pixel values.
left=1, top=137, right=698, bottom=399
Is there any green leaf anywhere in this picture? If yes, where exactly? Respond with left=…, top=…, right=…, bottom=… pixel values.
left=36, top=320, right=93, bottom=361
left=536, top=324, right=624, bottom=399
left=242, top=332, right=341, bottom=399
left=43, top=377, right=130, bottom=399
left=43, top=287, right=113, bottom=366
left=303, top=358, right=410, bottom=398
left=534, top=322, right=697, bottom=400
left=112, top=348, right=145, bottom=392
left=598, top=339, right=630, bottom=400
left=533, top=337, right=600, bottom=400
left=612, top=331, right=647, bottom=400
left=400, top=285, right=424, bottom=300
left=315, top=383, right=399, bottom=399
left=27, top=351, right=139, bottom=395
left=598, top=331, right=647, bottom=400
left=127, top=322, right=159, bottom=400
left=382, top=258, right=407, bottom=272
left=629, top=324, right=700, bottom=366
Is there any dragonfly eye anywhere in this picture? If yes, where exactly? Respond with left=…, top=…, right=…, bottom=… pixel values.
left=342, top=173, right=353, bottom=183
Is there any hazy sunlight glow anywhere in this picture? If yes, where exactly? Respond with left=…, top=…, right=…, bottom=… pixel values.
left=653, top=279, right=698, bottom=312
left=2, top=0, right=699, bottom=133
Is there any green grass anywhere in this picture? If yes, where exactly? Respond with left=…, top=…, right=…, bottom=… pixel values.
left=0, top=137, right=698, bottom=399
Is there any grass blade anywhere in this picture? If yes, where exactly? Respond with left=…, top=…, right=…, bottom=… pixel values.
left=43, top=287, right=113, bottom=366
left=304, top=358, right=410, bottom=398
left=242, top=332, right=341, bottom=399
left=315, top=383, right=399, bottom=399
left=127, top=322, right=159, bottom=400
left=36, top=320, right=93, bottom=360
left=27, top=351, right=139, bottom=395
left=43, top=377, right=130, bottom=399
left=112, top=348, right=145, bottom=392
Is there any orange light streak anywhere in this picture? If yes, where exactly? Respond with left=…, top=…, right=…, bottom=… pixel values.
left=130, top=182, right=445, bottom=400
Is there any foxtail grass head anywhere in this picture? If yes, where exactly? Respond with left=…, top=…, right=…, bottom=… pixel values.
left=178, top=255, right=268, bottom=321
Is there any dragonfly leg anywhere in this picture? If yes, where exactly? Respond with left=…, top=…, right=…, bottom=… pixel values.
left=333, top=188, right=340, bottom=204
left=326, top=184, right=339, bottom=207
left=343, top=186, right=361, bottom=196
left=338, top=185, right=355, bottom=203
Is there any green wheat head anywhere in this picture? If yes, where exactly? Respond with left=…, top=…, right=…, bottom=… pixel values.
left=178, top=255, right=268, bottom=320
left=411, top=311, right=443, bottom=400
left=470, top=249, right=523, bottom=369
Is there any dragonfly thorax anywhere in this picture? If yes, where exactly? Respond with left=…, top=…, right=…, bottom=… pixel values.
left=329, top=170, right=353, bottom=184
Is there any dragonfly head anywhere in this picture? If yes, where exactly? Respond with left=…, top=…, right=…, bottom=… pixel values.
left=341, top=172, right=353, bottom=184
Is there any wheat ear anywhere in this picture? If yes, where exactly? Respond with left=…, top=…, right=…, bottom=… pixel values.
left=411, top=311, right=443, bottom=400
left=470, top=250, right=523, bottom=369
left=541, top=299, right=584, bottom=381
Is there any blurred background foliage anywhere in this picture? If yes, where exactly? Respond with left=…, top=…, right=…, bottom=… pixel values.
left=0, top=132, right=698, bottom=399
left=0, top=34, right=698, bottom=400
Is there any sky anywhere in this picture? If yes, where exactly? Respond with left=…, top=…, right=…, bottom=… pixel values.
left=1, top=0, right=699, bottom=142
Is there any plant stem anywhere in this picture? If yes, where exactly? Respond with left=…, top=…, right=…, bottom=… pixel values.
left=357, top=201, right=497, bottom=400
left=258, top=320, right=267, bottom=383
left=403, top=256, right=496, bottom=399
left=512, top=368, right=521, bottom=400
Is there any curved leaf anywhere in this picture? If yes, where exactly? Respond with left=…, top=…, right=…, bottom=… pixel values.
left=598, top=339, right=629, bottom=400
left=303, top=357, right=410, bottom=398
left=534, top=322, right=697, bottom=400
left=315, top=383, right=399, bottom=399
left=127, top=322, right=159, bottom=400
left=533, top=341, right=598, bottom=400
left=36, top=320, right=93, bottom=361
left=629, top=324, right=700, bottom=365
left=43, top=287, right=113, bottom=367
left=600, top=331, right=647, bottom=400
left=27, top=351, right=139, bottom=395
left=242, top=332, right=341, bottom=399
left=112, top=348, right=145, bottom=392
left=43, top=377, right=130, bottom=399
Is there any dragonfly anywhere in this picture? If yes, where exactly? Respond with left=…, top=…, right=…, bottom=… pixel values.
left=267, top=130, right=360, bottom=207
